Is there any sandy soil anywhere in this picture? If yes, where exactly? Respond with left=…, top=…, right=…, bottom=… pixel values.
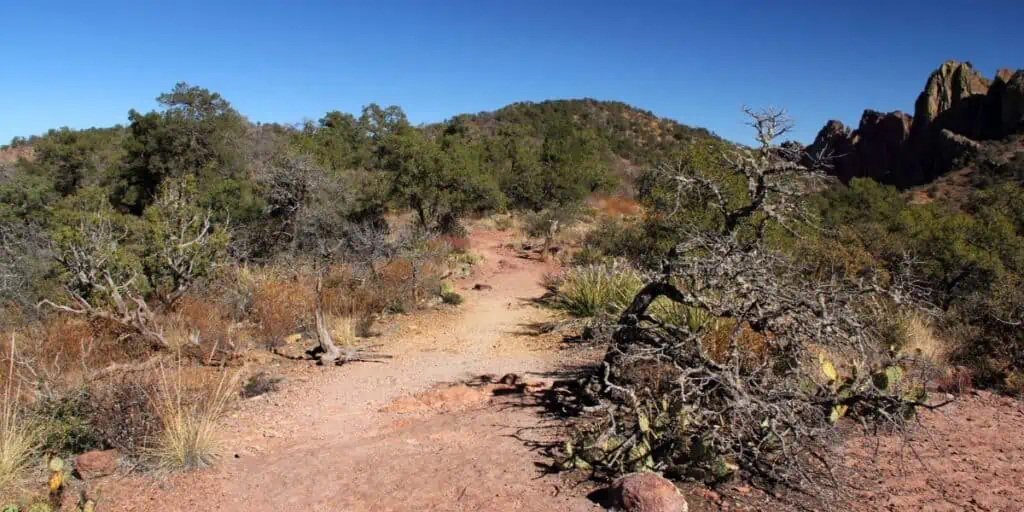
left=99, top=228, right=605, bottom=511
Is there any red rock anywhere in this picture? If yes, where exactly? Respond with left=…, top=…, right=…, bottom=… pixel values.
left=75, top=450, right=119, bottom=480
left=612, top=472, right=689, bottom=512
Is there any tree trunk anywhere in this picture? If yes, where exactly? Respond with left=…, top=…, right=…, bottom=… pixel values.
left=314, top=274, right=342, bottom=365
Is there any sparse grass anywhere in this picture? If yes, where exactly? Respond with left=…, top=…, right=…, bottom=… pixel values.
left=550, top=263, right=644, bottom=317
left=439, top=282, right=464, bottom=306
left=150, top=360, right=239, bottom=471
left=438, top=235, right=471, bottom=254
left=1, top=336, right=36, bottom=500
left=900, top=312, right=950, bottom=369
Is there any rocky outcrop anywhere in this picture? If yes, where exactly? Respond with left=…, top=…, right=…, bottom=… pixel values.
left=806, top=111, right=912, bottom=183
left=809, top=60, right=1024, bottom=187
left=1000, top=71, right=1024, bottom=136
left=806, top=120, right=856, bottom=180
left=912, top=60, right=990, bottom=140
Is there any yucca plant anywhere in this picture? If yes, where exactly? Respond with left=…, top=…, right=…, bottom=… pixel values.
left=552, top=262, right=644, bottom=317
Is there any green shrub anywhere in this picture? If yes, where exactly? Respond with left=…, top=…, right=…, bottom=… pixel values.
left=570, top=246, right=605, bottom=267
left=32, top=388, right=102, bottom=457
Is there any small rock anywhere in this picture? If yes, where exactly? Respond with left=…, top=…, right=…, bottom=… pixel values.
left=472, top=283, right=493, bottom=291
left=74, top=450, right=119, bottom=480
left=611, top=472, right=689, bottom=512
left=499, top=373, right=521, bottom=385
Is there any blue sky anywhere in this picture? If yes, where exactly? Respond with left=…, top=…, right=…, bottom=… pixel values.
left=1, top=0, right=1021, bottom=144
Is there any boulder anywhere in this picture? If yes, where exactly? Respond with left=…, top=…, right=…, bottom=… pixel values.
left=74, top=450, right=119, bottom=480
left=611, top=473, right=689, bottom=512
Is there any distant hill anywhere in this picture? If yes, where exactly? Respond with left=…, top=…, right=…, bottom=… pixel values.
left=437, top=99, right=728, bottom=193
left=464, top=99, right=722, bottom=163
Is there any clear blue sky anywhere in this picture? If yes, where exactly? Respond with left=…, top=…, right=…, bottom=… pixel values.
left=2, top=0, right=1021, bottom=145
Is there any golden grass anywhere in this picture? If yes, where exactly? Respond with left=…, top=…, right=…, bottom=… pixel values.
left=150, top=359, right=239, bottom=471
left=0, top=334, right=36, bottom=499
left=900, top=311, right=950, bottom=368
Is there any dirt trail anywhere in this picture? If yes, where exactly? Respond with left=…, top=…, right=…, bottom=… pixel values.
left=104, top=229, right=603, bottom=511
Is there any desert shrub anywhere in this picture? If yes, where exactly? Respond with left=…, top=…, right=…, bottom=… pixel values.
left=150, top=364, right=239, bottom=471
left=523, top=204, right=587, bottom=239
left=31, top=387, right=102, bottom=456
left=437, top=235, right=471, bottom=254
left=166, top=296, right=239, bottom=364
left=581, top=216, right=674, bottom=269
left=248, top=273, right=315, bottom=348
left=89, top=374, right=160, bottom=458
left=493, top=215, right=516, bottom=231
left=570, top=246, right=605, bottom=267
left=814, top=178, right=1024, bottom=387
left=550, top=262, right=644, bottom=317
left=439, top=281, right=464, bottom=306
left=561, top=109, right=936, bottom=497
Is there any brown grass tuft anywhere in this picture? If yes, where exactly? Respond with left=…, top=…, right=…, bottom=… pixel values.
left=1, top=335, right=36, bottom=499
left=150, top=360, right=239, bottom=471
left=901, top=312, right=951, bottom=369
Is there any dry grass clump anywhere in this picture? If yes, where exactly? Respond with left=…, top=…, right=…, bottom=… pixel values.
left=899, top=311, right=951, bottom=369
left=149, top=361, right=239, bottom=471
left=1, top=336, right=36, bottom=499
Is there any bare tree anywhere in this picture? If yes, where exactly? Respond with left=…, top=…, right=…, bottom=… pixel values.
left=37, top=179, right=226, bottom=348
left=563, top=108, right=940, bottom=495
left=38, top=211, right=167, bottom=346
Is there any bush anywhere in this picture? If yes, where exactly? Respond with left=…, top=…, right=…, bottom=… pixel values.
left=248, top=272, right=315, bottom=348
left=31, top=388, right=102, bottom=457
left=439, top=281, right=464, bottom=306
left=89, top=375, right=160, bottom=459
left=550, top=263, right=644, bottom=317
left=523, top=205, right=587, bottom=239
left=569, top=246, right=605, bottom=267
